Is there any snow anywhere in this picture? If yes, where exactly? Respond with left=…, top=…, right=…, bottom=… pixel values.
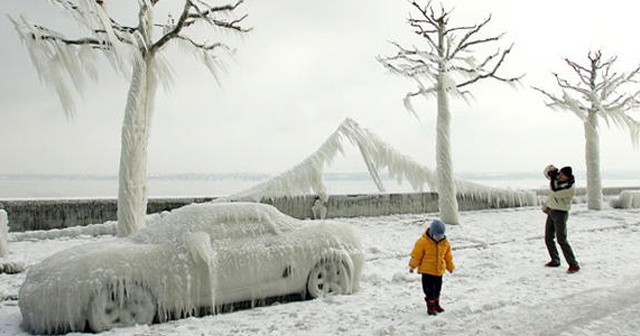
left=2, top=202, right=640, bottom=335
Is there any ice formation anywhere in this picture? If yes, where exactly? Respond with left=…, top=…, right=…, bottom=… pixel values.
left=0, top=209, right=7, bottom=257
left=534, top=51, right=640, bottom=211
left=218, top=118, right=536, bottom=211
left=19, top=202, right=363, bottom=334
left=10, top=0, right=250, bottom=237
left=9, top=221, right=117, bottom=242
left=9, top=212, right=163, bottom=243
left=609, top=190, right=640, bottom=209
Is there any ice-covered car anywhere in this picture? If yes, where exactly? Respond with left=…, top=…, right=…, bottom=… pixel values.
left=19, top=202, right=364, bottom=334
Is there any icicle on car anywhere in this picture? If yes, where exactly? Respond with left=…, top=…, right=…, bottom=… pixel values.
left=19, top=202, right=364, bottom=334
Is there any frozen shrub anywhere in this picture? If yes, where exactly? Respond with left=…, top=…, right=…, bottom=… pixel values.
left=609, top=190, right=640, bottom=209
left=1, top=261, right=25, bottom=274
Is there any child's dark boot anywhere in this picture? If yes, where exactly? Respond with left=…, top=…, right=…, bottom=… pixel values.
left=426, top=299, right=437, bottom=315
left=434, top=297, right=445, bottom=313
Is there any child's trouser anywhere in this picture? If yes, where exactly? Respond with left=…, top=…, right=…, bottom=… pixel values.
left=421, top=273, right=443, bottom=301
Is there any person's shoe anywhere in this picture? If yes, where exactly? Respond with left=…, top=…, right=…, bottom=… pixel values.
left=434, top=298, right=445, bottom=313
left=426, top=299, right=437, bottom=316
left=545, top=261, right=561, bottom=267
left=567, top=265, right=581, bottom=273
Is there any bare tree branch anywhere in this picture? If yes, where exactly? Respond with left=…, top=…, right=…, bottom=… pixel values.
left=534, top=50, right=640, bottom=147
left=151, top=0, right=250, bottom=55
left=379, top=0, right=521, bottom=98
left=457, top=43, right=522, bottom=88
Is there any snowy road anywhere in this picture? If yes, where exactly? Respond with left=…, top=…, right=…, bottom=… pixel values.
left=1, top=204, right=639, bottom=335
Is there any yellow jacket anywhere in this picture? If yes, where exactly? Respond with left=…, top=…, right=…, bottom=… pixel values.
left=409, top=229, right=455, bottom=276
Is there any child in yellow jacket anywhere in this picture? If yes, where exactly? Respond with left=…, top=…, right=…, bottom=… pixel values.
left=409, top=219, right=455, bottom=315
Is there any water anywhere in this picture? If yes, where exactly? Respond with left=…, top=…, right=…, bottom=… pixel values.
left=0, top=172, right=638, bottom=199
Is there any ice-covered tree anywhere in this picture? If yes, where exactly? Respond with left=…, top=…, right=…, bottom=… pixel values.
left=533, top=51, right=640, bottom=210
left=377, top=1, right=521, bottom=224
left=10, top=1, right=250, bottom=235
left=220, top=118, right=536, bottom=210
left=0, top=209, right=8, bottom=257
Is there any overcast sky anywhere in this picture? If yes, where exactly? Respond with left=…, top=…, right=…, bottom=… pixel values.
left=1, top=0, right=639, bottom=176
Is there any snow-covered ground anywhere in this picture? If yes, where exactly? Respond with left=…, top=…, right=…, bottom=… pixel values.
left=1, top=202, right=639, bottom=335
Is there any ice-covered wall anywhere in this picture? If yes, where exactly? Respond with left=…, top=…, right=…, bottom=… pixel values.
left=0, top=198, right=214, bottom=232
left=4, top=187, right=638, bottom=232
left=0, top=191, right=539, bottom=232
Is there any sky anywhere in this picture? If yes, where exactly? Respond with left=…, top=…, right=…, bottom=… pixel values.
left=1, top=0, right=639, bottom=177
left=2, top=201, right=640, bottom=334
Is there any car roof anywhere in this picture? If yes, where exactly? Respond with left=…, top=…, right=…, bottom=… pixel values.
left=132, top=202, right=300, bottom=243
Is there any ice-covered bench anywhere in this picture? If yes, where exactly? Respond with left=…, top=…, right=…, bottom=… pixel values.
left=609, top=190, right=640, bottom=209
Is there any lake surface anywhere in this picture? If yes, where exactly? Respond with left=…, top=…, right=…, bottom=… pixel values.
left=1, top=171, right=638, bottom=199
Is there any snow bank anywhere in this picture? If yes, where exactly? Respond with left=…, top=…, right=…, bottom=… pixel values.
left=10, top=213, right=165, bottom=242
left=609, top=190, right=640, bottom=209
left=9, top=221, right=117, bottom=242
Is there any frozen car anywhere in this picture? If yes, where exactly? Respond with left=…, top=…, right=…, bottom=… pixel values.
left=19, top=202, right=364, bottom=334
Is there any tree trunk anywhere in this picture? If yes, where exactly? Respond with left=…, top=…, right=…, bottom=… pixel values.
left=584, top=112, right=603, bottom=210
left=117, top=57, right=156, bottom=236
left=0, top=210, right=8, bottom=257
left=436, top=79, right=459, bottom=224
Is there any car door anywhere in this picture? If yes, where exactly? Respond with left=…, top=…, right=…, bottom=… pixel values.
left=212, top=220, right=296, bottom=303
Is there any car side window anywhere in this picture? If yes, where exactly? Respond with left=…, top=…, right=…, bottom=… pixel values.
left=206, top=219, right=277, bottom=240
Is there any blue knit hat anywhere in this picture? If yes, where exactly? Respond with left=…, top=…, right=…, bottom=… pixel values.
left=429, top=219, right=446, bottom=239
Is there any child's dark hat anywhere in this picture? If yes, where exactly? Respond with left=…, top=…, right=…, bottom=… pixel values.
left=429, top=219, right=446, bottom=239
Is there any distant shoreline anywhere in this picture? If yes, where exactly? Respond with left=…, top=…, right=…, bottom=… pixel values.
left=1, top=171, right=638, bottom=199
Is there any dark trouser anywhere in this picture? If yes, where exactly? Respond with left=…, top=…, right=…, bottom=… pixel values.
left=545, top=209, right=579, bottom=267
left=421, top=273, right=443, bottom=301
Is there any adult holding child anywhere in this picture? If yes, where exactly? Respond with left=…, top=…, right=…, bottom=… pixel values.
left=542, top=164, right=580, bottom=273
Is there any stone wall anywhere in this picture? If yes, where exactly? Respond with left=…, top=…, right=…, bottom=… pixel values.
left=0, top=190, right=539, bottom=232
left=0, top=198, right=213, bottom=232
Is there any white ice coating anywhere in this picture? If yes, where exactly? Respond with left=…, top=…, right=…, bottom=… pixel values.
left=9, top=1, right=133, bottom=117
left=584, top=112, right=603, bottom=210
left=19, top=202, right=364, bottom=334
left=219, top=118, right=536, bottom=213
left=0, top=210, right=8, bottom=257
left=10, top=1, right=244, bottom=237
left=8, top=214, right=167, bottom=243
left=609, top=190, right=640, bottom=209
left=535, top=53, right=640, bottom=211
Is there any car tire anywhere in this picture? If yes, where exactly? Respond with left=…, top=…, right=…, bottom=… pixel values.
left=306, top=259, right=350, bottom=299
left=88, top=283, right=156, bottom=332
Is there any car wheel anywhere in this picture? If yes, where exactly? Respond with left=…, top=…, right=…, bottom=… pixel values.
left=306, top=259, right=350, bottom=298
left=88, top=283, right=156, bottom=332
